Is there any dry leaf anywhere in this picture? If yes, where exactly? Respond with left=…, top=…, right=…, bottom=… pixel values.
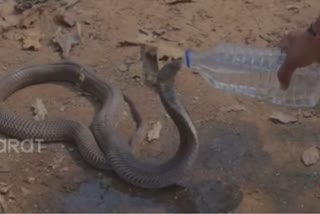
left=53, top=23, right=81, bottom=58
left=0, top=0, right=16, bottom=18
left=60, top=0, right=80, bottom=10
left=20, top=7, right=41, bottom=28
left=156, top=43, right=183, bottom=68
left=78, top=72, right=85, bottom=83
left=147, top=121, right=162, bottom=142
left=21, top=29, right=43, bottom=50
left=0, top=15, right=20, bottom=34
left=0, top=194, right=7, bottom=213
left=302, top=110, right=314, bottom=118
left=31, top=98, right=48, bottom=121
left=136, top=30, right=156, bottom=44
left=220, top=105, right=247, bottom=112
left=301, top=146, right=319, bottom=166
left=0, top=183, right=11, bottom=194
left=269, top=111, right=298, bottom=124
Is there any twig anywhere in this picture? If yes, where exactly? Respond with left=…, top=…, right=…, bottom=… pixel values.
left=166, top=0, right=193, bottom=6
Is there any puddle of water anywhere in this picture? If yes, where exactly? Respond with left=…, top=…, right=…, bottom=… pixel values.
left=61, top=176, right=242, bottom=213
left=60, top=121, right=249, bottom=213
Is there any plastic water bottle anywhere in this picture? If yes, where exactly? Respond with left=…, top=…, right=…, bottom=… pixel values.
left=183, top=43, right=320, bottom=107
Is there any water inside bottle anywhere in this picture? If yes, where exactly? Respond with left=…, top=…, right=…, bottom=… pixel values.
left=185, top=44, right=320, bottom=107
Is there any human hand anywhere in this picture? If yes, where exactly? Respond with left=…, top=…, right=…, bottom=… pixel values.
left=277, top=28, right=320, bottom=90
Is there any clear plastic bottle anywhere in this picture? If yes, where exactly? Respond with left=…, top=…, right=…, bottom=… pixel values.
left=183, top=43, right=320, bottom=107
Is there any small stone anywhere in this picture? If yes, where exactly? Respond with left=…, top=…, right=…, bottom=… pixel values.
left=25, top=177, right=35, bottom=184
left=60, top=167, right=69, bottom=172
left=270, top=111, right=298, bottom=124
left=301, top=146, right=320, bottom=166
left=59, top=106, right=65, bottom=112
left=56, top=13, right=76, bottom=27
left=83, top=19, right=92, bottom=25
left=118, top=64, right=128, bottom=72
left=21, top=187, right=31, bottom=196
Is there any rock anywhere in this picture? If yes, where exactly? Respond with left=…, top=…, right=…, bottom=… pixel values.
left=20, top=186, right=31, bottom=196
left=60, top=167, right=69, bottom=172
left=269, top=111, right=298, bottom=124
left=220, top=105, right=247, bottom=113
left=25, top=177, right=35, bottom=184
left=56, top=12, right=76, bottom=27
left=301, top=146, right=319, bottom=166
left=118, top=64, right=128, bottom=72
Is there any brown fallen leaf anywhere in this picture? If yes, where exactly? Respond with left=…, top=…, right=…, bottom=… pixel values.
left=0, top=15, right=20, bottom=34
left=31, top=98, right=48, bottom=121
left=15, top=0, right=48, bottom=12
left=53, top=22, right=81, bottom=58
left=136, top=30, right=156, bottom=44
left=128, top=62, right=143, bottom=80
left=269, top=111, right=298, bottom=124
left=20, top=9, right=41, bottom=28
left=147, top=121, right=162, bottom=142
left=21, top=29, right=43, bottom=50
left=220, top=104, right=247, bottom=112
left=156, top=43, right=184, bottom=68
left=0, top=183, right=11, bottom=194
left=301, top=146, right=319, bottom=166
left=302, top=110, right=315, bottom=118
left=60, top=0, right=80, bottom=10
left=0, top=0, right=16, bottom=18
left=0, top=194, right=7, bottom=213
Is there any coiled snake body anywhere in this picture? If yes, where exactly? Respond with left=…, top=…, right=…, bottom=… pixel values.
left=0, top=61, right=199, bottom=189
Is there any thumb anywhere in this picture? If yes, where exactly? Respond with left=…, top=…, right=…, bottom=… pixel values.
left=277, top=56, right=295, bottom=90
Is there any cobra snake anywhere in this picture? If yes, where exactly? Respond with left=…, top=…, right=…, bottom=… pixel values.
left=0, top=60, right=199, bottom=189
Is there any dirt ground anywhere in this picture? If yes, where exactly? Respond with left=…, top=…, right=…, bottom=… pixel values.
left=0, top=0, right=320, bottom=212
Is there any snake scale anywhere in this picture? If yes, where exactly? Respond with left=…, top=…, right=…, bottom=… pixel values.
left=0, top=60, right=199, bottom=189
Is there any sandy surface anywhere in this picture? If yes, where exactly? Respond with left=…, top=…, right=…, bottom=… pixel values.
left=0, top=0, right=320, bottom=212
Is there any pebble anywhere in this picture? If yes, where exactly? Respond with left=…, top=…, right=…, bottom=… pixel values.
left=21, top=187, right=31, bottom=196
left=25, top=177, right=36, bottom=184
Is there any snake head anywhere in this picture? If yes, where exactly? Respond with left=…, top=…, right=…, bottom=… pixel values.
left=157, top=60, right=182, bottom=83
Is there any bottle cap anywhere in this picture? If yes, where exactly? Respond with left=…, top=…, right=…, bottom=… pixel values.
left=185, top=50, right=191, bottom=68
